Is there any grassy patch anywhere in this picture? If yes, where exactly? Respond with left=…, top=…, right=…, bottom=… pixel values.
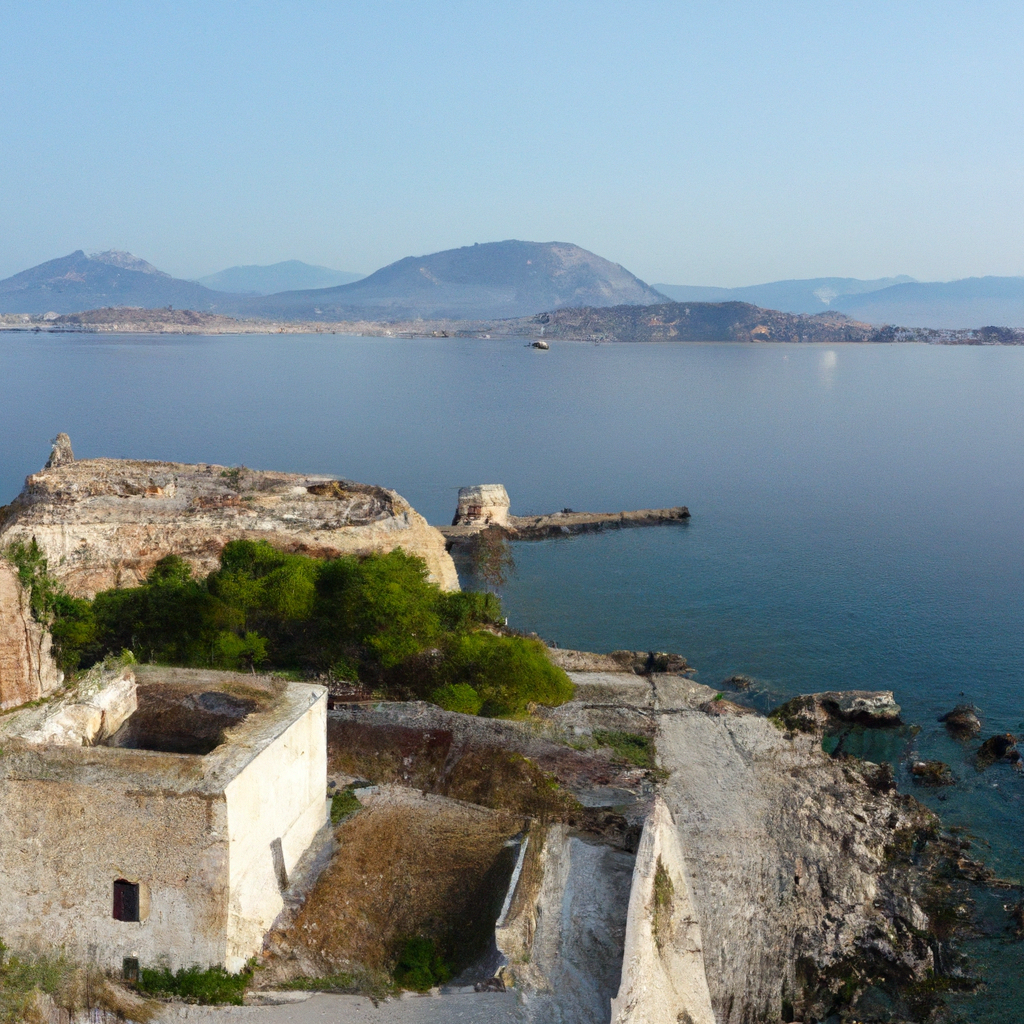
left=136, top=962, right=253, bottom=1005
left=442, top=748, right=581, bottom=822
left=292, top=802, right=518, bottom=981
left=278, top=972, right=357, bottom=992
left=330, top=787, right=362, bottom=825
left=593, top=729, right=657, bottom=770
left=652, top=857, right=674, bottom=949
left=0, top=940, right=158, bottom=1023
left=768, top=695, right=818, bottom=734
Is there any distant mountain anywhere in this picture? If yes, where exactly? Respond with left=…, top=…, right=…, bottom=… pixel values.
left=235, top=240, right=668, bottom=320
left=0, top=250, right=233, bottom=315
left=833, top=276, right=1024, bottom=328
left=653, top=277, right=915, bottom=315
left=194, top=260, right=363, bottom=295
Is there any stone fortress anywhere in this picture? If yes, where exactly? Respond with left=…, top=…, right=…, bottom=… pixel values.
left=0, top=437, right=954, bottom=1023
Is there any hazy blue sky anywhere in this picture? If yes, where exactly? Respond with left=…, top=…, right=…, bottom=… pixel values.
left=2, top=1, right=1023, bottom=286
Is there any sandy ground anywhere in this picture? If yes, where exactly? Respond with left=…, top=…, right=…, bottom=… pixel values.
left=158, top=992, right=522, bottom=1023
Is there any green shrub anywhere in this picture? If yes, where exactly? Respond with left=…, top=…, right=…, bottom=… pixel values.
left=431, top=683, right=483, bottom=715
left=42, top=540, right=573, bottom=717
left=136, top=963, right=252, bottom=1005
left=441, top=633, right=574, bottom=717
left=330, top=787, right=362, bottom=825
left=392, top=938, right=451, bottom=992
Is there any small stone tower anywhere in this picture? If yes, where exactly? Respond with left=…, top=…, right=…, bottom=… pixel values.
left=452, top=485, right=511, bottom=527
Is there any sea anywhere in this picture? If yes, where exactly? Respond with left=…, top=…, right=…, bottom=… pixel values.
left=1, top=332, right=1022, bottom=1018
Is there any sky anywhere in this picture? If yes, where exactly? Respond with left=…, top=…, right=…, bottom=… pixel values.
left=2, top=1, right=1023, bottom=287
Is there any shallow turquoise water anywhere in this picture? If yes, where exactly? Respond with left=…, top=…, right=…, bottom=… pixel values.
left=1, top=333, right=1022, bottom=1015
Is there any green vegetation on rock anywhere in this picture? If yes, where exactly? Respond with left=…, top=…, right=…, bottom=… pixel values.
left=392, top=937, right=452, bottom=992
left=136, top=962, right=253, bottom=1005
left=593, top=729, right=658, bottom=770
left=330, top=787, right=362, bottom=825
left=34, top=540, right=572, bottom=717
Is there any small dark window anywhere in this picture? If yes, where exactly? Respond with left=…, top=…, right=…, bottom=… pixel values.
left=122, top=957, right=140, bottom=982
left=113, top=880, right=140, bottom=922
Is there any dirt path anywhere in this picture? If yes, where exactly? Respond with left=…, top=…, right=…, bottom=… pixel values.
left=158, top=992, right=522, bottom=1023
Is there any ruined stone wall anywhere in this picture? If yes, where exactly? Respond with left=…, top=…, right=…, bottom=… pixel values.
left=0, top=753, right=230, bottom=972
left=0, top=561, right=62, bottom=710
left=0, top=455, right=459, bottom=595
left=610, top=797, right=716, bottom=1024
left=223, top=690, right=328, bottom=969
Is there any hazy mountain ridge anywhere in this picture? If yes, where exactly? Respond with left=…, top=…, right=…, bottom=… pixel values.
left=195, top=260, right=363, bottom=295
left=832, top=276, right=1024, bottom=328
left=5, top=247, right=1024, bottom=328
left=0, top=250, right=231, bottom=315
left=654, top=276, right=916, bottom=314
left=233, top=240, right=668, bottom=320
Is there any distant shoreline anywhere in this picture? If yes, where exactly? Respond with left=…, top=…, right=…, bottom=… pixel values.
left=2, top=307, right=1023, bottom=345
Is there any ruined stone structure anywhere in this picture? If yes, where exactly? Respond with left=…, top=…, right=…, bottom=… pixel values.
left=0, top=560, right=62, bottom=710
left=0, top=666, right=327, bottom=972
left=444, top=484, right=690, bottom=541
left=0, top=437, right=458, bottom=594
left=452, top=484, right=511, bottom=527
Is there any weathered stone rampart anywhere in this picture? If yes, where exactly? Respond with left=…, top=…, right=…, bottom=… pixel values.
left=0, top=444, right=458, bottom=595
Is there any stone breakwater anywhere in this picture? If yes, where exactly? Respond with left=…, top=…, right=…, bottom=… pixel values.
left=0, top=437, right=458, bottom=596
left=440, top=483, right=690, bottom=543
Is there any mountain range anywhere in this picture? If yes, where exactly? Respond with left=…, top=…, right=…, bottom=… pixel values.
left=653, top=277, right=916, bottom=315
left=194, top=260, right=363, bottom=295
left=0, top=242, right=664, bottom=320
left=3, top=245, right=1024, bottom=328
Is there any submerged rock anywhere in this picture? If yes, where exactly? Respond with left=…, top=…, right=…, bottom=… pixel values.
left=977, top=733, right=1020, bottom=770
left=721, top=674, right=753, bottom=691
left=939, top=703, right=982, bottom=738
left=910, top=760, right=955, bottom=787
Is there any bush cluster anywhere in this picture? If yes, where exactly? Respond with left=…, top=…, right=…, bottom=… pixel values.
left=135, top=963, right=252, bottom=1005
left=8, top=539, right=573, bottom=718
left=392, top=937, right=451, bottom=992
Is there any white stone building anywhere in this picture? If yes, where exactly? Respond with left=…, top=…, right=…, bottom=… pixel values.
left=0, top=667, right=327, bottom=973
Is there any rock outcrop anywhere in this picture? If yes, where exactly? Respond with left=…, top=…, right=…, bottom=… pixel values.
left=0, top=561, right=62, bottom=710
left=0, top=442, right=458, bottom=595
left=940, top=703, right=982, bottom=738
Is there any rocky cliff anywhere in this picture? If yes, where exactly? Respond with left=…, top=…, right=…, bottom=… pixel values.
left=0, top=562, right=62, bottom=710
left=0, top=441, right=458, bottom=595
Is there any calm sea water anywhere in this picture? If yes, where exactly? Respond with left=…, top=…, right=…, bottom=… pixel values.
left=2, top=333, right=1022, bottom=1015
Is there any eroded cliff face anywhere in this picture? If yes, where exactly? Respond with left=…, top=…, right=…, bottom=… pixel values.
left=0, top=455, right=458, bottom=595
left=658, top=708, right=938, bottom=1023
left=0, top=562, right=62, bottom=710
